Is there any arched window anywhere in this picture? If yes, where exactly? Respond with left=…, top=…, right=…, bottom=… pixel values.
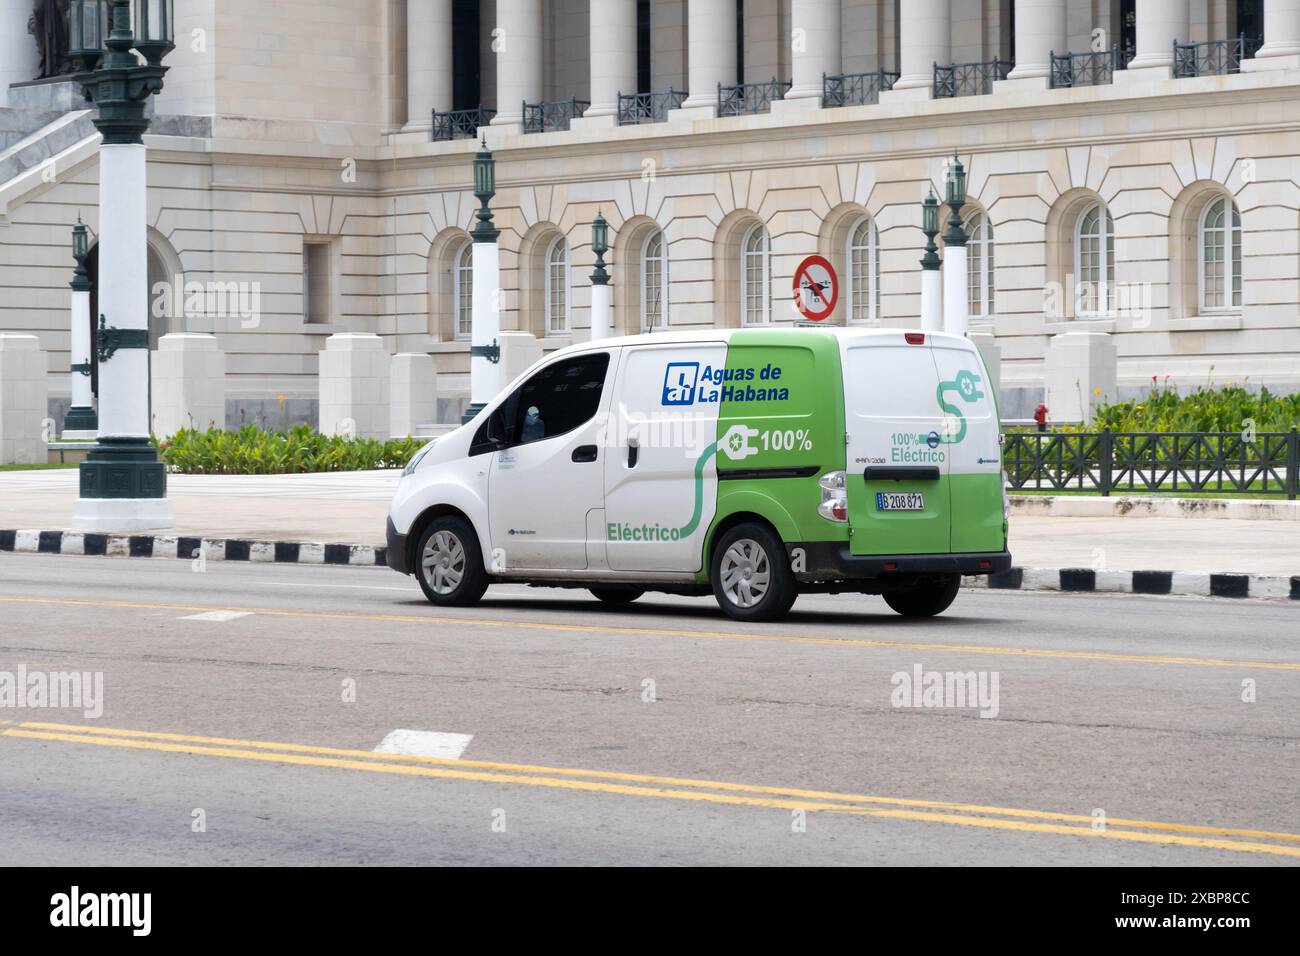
left=965, top=211, right=995, bottom=319
left=741, top=223, right=770, bottom=326
left=453, top=241, right=473, bottom=339
left=1075, top=202, right=1115, bottom=316
left=641, top=230, right=668, bottom=331
left=1199, top=196, right=1242, bottom=311
left=545, top=236, right=569, bottom=335
left=846, top=217, right=879, bottom=324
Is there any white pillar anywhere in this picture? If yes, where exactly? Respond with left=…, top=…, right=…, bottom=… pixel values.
left=318, top=333, right=391, bottom=439
left=920, top=268, right=943, bottom=332
left=406, top=0, right=455, bottom=131
left=0, top=334, right=45, bottom=465
left=390, top=352, right=438, bottom=438
left=887, top=0, right=949, bottom=94
left=1044, top=332, right=1117, bottom=424
left=785, top=0, right=842, bottom=102
left=1252, top=0, right=1300, bottom=62
left=151, top=333, right=226, bottom=438
left=590, top=282, right=613, bottom=340
left=63, top=285, right=97, bottom=438
left=680, top=0, right=738, bottom=112
left=585, top=0, right=637, bottom=119
left=491, top=0, right=543, bottom=127
left=1004, top=0, right=1068, bottom=82
left=0, top=0, right=41, bottom=108
left=943, top=244, right=968, bottom=337
left=1122, top=0, right=1188, bottom=76
left=469, top=240, right=502, bottom=414
left=72, top=143, right=173, bottom=531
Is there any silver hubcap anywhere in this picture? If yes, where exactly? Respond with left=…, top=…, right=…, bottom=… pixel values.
left=421, top=529, right=466, bottom=595
left=719, top=538, right=771, bottom=608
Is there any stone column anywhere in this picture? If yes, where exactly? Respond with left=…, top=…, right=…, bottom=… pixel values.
left=584, top=0, right=637, bottom=120
left=490, top=0, right=543, bottom=127
left=1003, top=0, right=1068, bottom=83
left=406, top=0, right=455, bottom=132
left=942, top=244, right=968, bottom=336
left=318, top=334, right=391, bottom=439
left=0, top=334, right=45, bottom=465
left=150, top=333, right=226, bottom=438
left=466, top=240, right=502, bottom=420
left=679, top=0, right=738, bottom=113
left=1121, top=0, right=1188, bottom=78
left=390, top=352, right=438, bottom=437
left=784, top=0, right=841, bottom=104
left=0, top=0, right=41, bottom=108
left=921, top=266, right=943, bottom=332
left=1043, top=332, right=1117, bottom=424
left=1246, top=0, right=1300, bottom=70
left=881, top=0, right=949, bottom=100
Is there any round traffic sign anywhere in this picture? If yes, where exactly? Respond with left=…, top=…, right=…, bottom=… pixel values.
left=793, top=254, right=838, bottom=321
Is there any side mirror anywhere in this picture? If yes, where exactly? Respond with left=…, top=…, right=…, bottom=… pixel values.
left=485, top=411, right=507, bottom=448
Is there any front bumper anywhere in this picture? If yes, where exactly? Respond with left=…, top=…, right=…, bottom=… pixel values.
left=790, top=542, right=1012, bottom=583
left=386, top=517, right=410, bottom=574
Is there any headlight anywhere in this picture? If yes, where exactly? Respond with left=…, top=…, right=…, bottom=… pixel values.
left=402, top=438, right=438, bottom=476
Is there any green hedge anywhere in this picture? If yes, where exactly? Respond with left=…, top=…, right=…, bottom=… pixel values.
left=157, top=425, right=425, bottom=474
left=1022, top=384, right=1300, bottom=433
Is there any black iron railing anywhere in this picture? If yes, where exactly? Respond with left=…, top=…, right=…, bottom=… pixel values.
left=718, top=78, right=792, bottom=116
left=934, top=58, right=1013, bottom=98
left=1050, top=46, right=1123, bottom=88
left=522, top=97, right=590, bottom=134
left=1173, top=35, right=1261, bottom=77
left=822, top=69, right=899, bottom=107
left=1002, top=430, right=1300, bottom=498
left=617, top=88, right=688, bottom=125
left=431, top=107, right=495, bottom=141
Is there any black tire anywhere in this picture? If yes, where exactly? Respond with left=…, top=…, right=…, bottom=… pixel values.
left=882, top=574, right=961, bottom=617
left=414, top=516, right=489, bottom=607
left=710, top=522, right=797, bottom=622
left=589, top=587, right=645, bottom=605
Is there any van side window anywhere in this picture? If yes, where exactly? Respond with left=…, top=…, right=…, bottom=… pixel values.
left=508, top=352, right=610, bottom=447
left=471, top=352, right=610, bottom=454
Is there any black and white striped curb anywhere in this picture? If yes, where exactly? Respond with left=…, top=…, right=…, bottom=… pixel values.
left=963, top=567, right=1300, bottom=601
left=0, top=530, right=385, bottom=567
left=4, top=529, right=1296, bottom=600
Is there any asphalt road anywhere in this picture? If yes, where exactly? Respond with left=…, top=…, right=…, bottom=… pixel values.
left=0, top=552, right=1297, bottom=866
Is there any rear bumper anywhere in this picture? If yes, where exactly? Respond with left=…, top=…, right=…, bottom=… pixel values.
left=386, top=517, right=410, bottom=574
left=790, top=542, right=1012, bottom=583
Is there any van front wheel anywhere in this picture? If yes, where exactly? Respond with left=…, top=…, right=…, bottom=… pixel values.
left=415, top=516, right=488, bottom=607
left=710, top=523, right=797, bottom=623
left=882, top=574, right=961, bottom=617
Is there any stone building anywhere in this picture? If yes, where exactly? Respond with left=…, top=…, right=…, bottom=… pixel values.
left=0, top=0, right=1297, bottom=428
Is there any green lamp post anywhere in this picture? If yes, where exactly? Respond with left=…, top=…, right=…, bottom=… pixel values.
left=942, top=155, right=969, bottom=337
left=464, top=139, right=501, bottom=423
left=63, top=219, right=99, bottom=437
left=920, top=189, right=943, bottom=332
left=69, top=0, right=177, bottom=531
left=590, top=211, right=612, bottom=339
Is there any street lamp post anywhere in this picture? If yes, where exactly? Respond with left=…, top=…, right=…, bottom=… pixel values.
left=919, top=189, right=943, bottom=332
left=69, top=0, right=175, bottom=531
left=942, top=154, right=969, bottom=337
left=63, top=219, right=98, bottom=439
left=589, top=211, right=612, bottom=340
left=464, top=138, right=501, bottom=424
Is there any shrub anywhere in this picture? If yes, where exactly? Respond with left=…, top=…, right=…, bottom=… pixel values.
left=1020, top=383, right=1300, bottom=433
left=157, top=425, right=425, bottom=474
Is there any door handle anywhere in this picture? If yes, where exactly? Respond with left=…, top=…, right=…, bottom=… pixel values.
left=627, top=442, right=639, bottom=468
left=572, top=444, right=598, bottom=463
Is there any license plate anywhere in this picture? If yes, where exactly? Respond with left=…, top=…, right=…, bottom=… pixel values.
left=875, top=492, right=925, bottom=511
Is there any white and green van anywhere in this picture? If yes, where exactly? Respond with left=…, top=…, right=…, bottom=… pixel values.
left=386, top=327, right=1010, bottom=621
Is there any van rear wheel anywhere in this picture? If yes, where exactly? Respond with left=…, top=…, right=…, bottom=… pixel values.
left=414, top=516, right=488, bottom=607
left=710, top=523, right=797, bottom=622
left=590, top=587, right=644, bottom=605
left=882, top=574, right=961, bottom=618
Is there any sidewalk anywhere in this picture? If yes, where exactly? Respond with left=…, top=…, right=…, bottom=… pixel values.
left=0, top=469, right=1296, bottom=576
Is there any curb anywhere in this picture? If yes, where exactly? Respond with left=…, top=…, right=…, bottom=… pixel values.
left=0, top=529, right=386, bottom=568
left=1008, top=495, right=1300, bottom=521
left=962, top=567, right=1300, bottom=601
left=4, top=530, right=1296, bottom=602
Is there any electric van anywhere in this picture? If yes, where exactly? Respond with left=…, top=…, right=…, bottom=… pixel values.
left=386, top=327, right=1011, bottom=622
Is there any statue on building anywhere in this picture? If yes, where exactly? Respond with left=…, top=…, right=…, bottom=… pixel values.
left=28, top=0, right=74, bottom=80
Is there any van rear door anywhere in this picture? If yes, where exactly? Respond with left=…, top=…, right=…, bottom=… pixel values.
left=841, top=332, right=950, bottom=556
left=930, top=338, right=1004, bottom=552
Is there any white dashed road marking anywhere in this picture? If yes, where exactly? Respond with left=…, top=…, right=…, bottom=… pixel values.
left=374, top=729, right=474, bottom=760
left=179, top=611, right=254, bottom=622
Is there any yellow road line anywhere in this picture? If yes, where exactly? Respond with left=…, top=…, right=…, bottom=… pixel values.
left=5, top=723, right=1300, bottom=858
left=2, top=593, right=1296, bottom=671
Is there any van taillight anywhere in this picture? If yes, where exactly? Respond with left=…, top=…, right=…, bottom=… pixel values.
left=904, top=333, right=925, bottom=345
left=883, top=562, right=898, bottom=571
left=817, top=471, right=848, bottom=523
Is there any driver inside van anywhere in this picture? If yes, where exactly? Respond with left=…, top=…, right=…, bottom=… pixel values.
left=520, top=405, right=545, bottom=443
